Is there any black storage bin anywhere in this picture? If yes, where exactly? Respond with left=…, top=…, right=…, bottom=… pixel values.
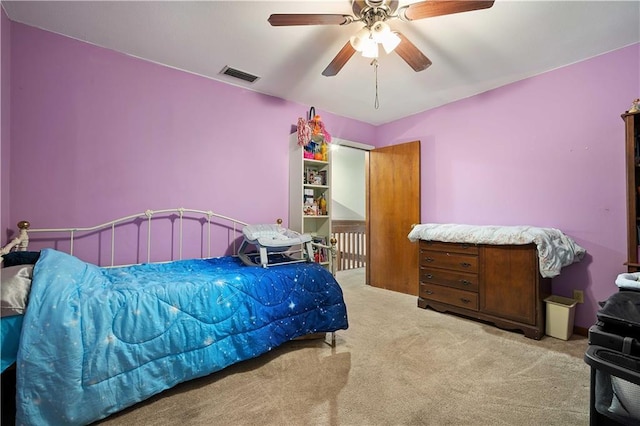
left=585, top=290, right=640, bottom=425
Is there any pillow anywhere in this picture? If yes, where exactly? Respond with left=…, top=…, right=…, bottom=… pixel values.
left=1, top=264, right=33, bottom=317
left=1, top=251, right=40, bottom=267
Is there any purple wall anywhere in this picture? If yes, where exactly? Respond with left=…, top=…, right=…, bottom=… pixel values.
left=6, top=22, right=374, bottom=260
left=5, top=18, right=640, bottom=329
left=377, top=43, right=640, bottom=328
left=1, top=8, right=10, bottom=249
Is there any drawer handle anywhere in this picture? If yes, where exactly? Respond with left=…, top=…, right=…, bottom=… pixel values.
left=460, top=262, right=472, bottom=268
left=426, top=274, right=433, bottom=279
left=460, top=298, right=471, bottom=304
left=425, top=257, right=435, bottom=262
left=460, top=279, right=472, bottom=286
left=425, top=290, right=434, bottom=295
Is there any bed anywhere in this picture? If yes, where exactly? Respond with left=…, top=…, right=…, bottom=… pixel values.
left=0, top=208, right=348, bottom=425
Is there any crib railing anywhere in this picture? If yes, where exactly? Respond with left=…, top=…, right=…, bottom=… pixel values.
left=331, top=220, right=366, bottom=271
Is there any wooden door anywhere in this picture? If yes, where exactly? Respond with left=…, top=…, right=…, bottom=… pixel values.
left=367, top=141, right=420, bottom=295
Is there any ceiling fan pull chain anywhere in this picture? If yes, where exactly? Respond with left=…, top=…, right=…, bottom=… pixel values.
left=373, top=59, right=380, bottom=109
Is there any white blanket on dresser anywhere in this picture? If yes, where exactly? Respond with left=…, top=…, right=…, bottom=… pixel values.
left=407, top=224, right=586, bottom=278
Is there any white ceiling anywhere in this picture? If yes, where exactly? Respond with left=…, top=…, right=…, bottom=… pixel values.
left=2, top=1, right=639, bottom=125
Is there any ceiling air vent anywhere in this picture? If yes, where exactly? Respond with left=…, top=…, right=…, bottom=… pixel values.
left=220, top=66, right=260, bottom=83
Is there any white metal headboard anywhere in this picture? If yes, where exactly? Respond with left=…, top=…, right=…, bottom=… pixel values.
left=1, top=208, right=249, bottom=267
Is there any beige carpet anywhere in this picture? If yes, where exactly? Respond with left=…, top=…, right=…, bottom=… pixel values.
left=98, top=268, right=590, bottom=426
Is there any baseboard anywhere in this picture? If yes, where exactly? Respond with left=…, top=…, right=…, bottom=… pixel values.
left=573, top=325, right=589, bottom=337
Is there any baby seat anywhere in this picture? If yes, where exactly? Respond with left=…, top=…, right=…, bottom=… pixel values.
left=238, top=224, right=314, bottom=267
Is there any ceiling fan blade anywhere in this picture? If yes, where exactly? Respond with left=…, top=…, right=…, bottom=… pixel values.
left=394, top=33, right=432, bottom=72
left=400, top=1, right=494, bottom=21
left=322, top=42, right=357, bottom=76
left=268, top=14, right=352, bottom=26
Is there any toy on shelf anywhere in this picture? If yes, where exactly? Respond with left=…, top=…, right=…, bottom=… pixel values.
left=296, top=106, right=331, bottom=149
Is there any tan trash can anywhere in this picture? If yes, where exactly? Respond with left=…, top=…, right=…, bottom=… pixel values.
left=544, top=295, right=578, bottom=340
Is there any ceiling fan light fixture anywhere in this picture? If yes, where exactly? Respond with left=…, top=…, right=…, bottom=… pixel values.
left=349, top=26, right=371, bottom=52
left=370, top=21, right=390, bottom=43
left=370, top=21, right=400, bottom=54
left=269, top=0, right=496, bottom=76
left=361, top=38, right=379, bottom=58
left=381, top=31, right=401, bottom=54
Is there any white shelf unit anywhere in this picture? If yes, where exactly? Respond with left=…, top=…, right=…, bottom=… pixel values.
left=289, top=134, right=331, bottom=268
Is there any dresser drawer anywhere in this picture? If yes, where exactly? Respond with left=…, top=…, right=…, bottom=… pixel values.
left=419, top=267, right=479, bottom=292
left=419, top=250, right=478, bottom=273
left=420, top=240, right=478, bottom=255
left=419, top=283, right=479, bottom=311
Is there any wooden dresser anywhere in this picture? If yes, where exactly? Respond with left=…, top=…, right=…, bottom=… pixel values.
left=417, top=240, right=551, bottom=339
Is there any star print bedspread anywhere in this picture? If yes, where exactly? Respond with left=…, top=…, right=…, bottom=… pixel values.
left=16, top=248, right=348, bottom=425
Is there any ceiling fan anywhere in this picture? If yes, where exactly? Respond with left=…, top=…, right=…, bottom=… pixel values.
left=268, top=0, right=495, bottom=76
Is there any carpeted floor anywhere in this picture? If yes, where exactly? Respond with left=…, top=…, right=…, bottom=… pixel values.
left=96, top=267, right=590, bottom=425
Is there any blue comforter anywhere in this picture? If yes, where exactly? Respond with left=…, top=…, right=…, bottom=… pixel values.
left=16, top=249, right=348, bottom=425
